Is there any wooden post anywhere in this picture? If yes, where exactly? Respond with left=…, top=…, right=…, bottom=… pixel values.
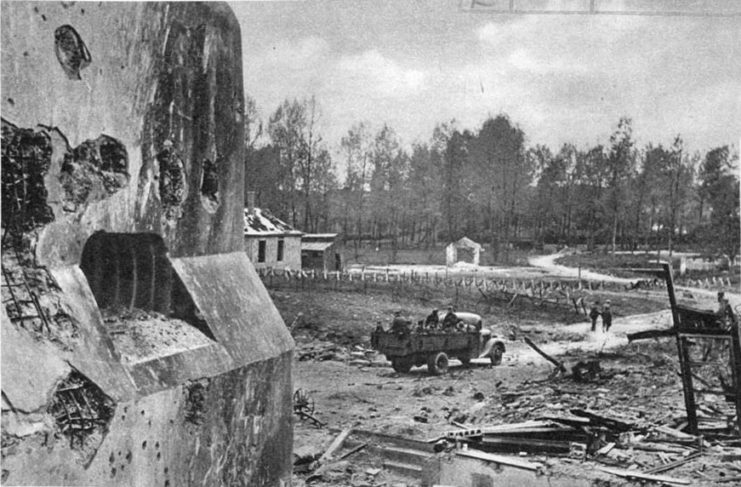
left=523, top=336, right=566, bottom=373
left=664, top=262, right=698, bottom=435
left=731, top=319, right=741, bottom=434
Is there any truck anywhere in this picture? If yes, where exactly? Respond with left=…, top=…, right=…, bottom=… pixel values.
left=370, top=312, right=506, bottom=375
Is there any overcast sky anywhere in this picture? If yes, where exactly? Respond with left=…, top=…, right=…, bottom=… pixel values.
left=231, top=0, right=740, bottom=157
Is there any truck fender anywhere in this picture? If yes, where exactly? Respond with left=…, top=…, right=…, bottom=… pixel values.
left=479, top=338, right=506, bottom=358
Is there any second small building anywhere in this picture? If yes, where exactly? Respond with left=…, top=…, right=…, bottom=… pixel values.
left=244, top=206, right=303, bottom=270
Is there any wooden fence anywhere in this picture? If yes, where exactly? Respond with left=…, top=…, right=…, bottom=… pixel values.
left=257, top=268, right=669, bottom=315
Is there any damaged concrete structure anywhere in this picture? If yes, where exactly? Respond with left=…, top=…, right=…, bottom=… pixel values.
left=1, top=2, right=294, bottom=485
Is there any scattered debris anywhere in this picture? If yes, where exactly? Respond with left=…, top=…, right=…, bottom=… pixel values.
left=571, top=360, right=602, bottom=382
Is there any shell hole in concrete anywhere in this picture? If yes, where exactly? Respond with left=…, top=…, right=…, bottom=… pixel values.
left=157, top=147, right=187, bottom=220
left=184, top=381, right=207, bottom=425
left=79, top=233, right=216, bottom=364
left=61, top=134, right=130, bottom=211
left=49, top=370, right=115, bottom=462
left=54, top=24, right=91, bottom=80
left=199, top=158, right=219, bottom=212
left=1, top=120, right=55, bottom=235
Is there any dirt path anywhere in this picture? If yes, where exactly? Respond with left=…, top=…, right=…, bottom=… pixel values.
left=529, top=252, right=741, bottom=309
left=462, top=310, right=671, bottom=371
left=527, top=252, right=634, bottom=283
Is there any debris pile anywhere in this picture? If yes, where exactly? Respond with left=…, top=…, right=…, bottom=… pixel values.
left=431, top=405, right=741, bottom=485
left=102, top=307, right=213, bottom=364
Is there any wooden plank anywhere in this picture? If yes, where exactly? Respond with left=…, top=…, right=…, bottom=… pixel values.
left=652, top=425, right=696, bottom=441
left=643, top=452, right=701, bottom=474
left=337, top=442, right=367, bottom=461
left=629, top=442, right=694, bottom=454
left=482, top=420, right=555, bottom=433
left=597, top=465, right=690, bottom=485
left=320, top=428, right=352, bottom=463
left=478, top=436, right=572, bottom=454
left=595, top=442, right=616, bottom=456
left=456, top=449, right=543, bottom=471
left=523, top=337, right=566, bottom=372
left=570, top=409, right=634, bottom=431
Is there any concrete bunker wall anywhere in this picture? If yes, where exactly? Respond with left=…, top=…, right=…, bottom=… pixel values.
left=1, top=2, right=294, bottom=486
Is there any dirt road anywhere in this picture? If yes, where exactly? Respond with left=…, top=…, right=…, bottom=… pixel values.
left=529, top=252, right=741, bottom=309
left=527, top=252, right=634, bottom=283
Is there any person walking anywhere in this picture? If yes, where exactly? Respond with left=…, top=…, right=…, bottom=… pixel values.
left=589, top=301, right=601, bottom=332
left=601, top=301, right=612, bottom=332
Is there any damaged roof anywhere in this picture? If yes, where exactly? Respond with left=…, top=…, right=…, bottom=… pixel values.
left=448, top=236, right=482, bottom=250
left=302, top=233, right=338, bottom=242
left=244, top=208, right=302, bottom=236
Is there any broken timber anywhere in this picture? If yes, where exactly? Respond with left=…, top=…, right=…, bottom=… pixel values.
left=596, top=465, right=690, bottom=485
left=319, top=428, right=352, bottom=463
left=306, top=427, right=353, bottom=481
left=625, top=263, right=741, bottom=437
left=456, top=449, right=543, bottom=471
left=523, top=336, right=566, bottom=374
left=643, top=452, right=702, bottom=475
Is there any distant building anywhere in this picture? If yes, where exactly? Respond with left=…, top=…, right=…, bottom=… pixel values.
left=301, top=233, right=343, bottom=271
left=446, top=237, right=482, bottom=266
left=243, top=196, right=302, bottom=270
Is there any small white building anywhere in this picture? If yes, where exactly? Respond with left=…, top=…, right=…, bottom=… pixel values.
left=244, top=206, right=302, bottom=271
left=446, top=237, right=482, bottom=266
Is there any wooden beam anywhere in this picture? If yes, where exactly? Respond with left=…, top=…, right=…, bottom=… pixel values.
left=664, top=262, right=699, bottom=435
left=456, top=449, right=543, bottom=471
left=320, top=428, right=352, bottom=463
left=597, top=465, right=690, bottom=485
left=523, top=337, right=566, bottom=373
left=643, top=452, right=702, bottom=474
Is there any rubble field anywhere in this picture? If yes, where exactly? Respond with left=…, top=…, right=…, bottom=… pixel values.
left=272, top=288, right=741, bottom=487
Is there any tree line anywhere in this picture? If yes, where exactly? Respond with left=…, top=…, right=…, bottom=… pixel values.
left=245, top=97, right=740, bottom=263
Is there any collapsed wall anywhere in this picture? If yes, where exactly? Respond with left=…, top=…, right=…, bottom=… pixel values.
left=1, top=2, right=294, bottom=485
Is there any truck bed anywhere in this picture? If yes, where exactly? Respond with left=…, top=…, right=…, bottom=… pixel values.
left=371, top=330, right=479, bottom=358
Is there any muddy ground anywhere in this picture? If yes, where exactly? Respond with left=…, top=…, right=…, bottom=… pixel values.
left=273, top=283, right=741, bottom=486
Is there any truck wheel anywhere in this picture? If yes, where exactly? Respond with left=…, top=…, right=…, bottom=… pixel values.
left=392, top=358, right=412, bottom=373
left=427, top=352, right=449, bottom=375
left=489, top=346, right=503, bottom=366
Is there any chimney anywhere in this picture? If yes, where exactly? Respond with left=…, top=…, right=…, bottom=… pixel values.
left=247, top=191, right=256, bottom=215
